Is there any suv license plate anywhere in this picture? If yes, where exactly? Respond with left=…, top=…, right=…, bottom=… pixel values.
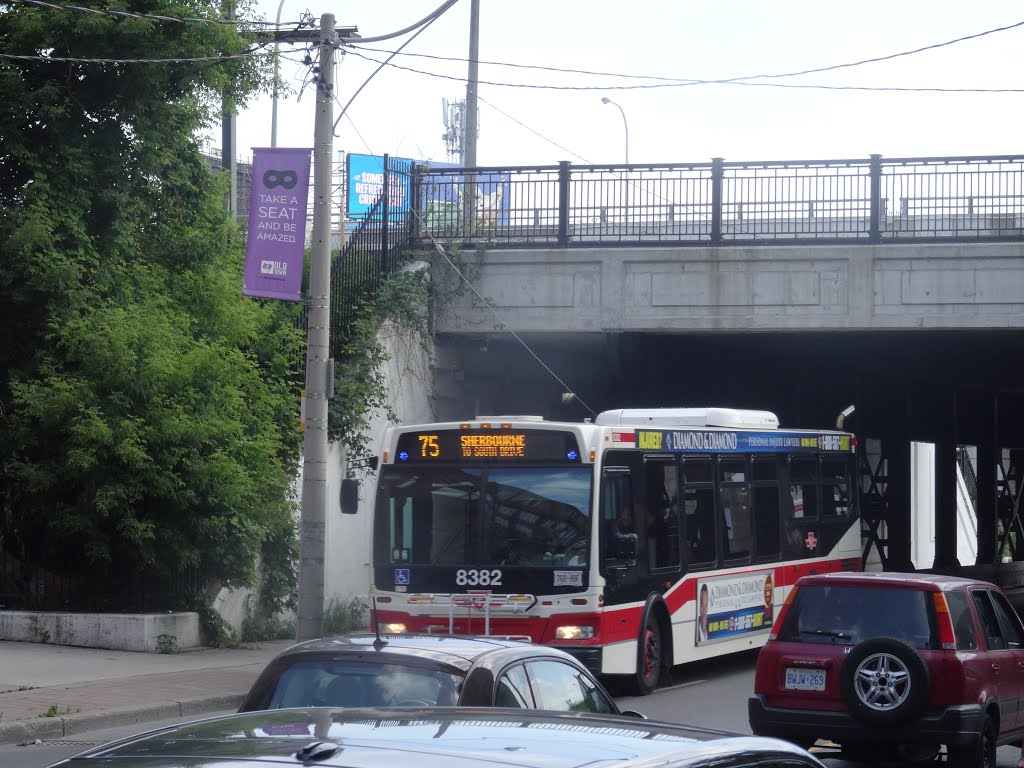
left=785, top=667, right=825, bottom=691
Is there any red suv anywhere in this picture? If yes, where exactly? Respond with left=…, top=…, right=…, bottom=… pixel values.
left=749, top=571, right=1024, bottom=768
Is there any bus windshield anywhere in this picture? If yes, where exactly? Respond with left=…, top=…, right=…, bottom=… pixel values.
left=375, top=466, right=592, bottom=568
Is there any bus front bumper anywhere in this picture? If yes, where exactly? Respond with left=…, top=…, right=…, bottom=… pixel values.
left=561, top=647, right=603, bottom=676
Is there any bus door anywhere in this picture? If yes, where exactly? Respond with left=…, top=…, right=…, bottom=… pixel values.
left=600, top=464, right=639, bottom=605
left=642, top=455, right=683, bottom=579
left=600, top=454, right=684, bottom=605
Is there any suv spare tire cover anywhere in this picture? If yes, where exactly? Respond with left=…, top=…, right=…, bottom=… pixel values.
left=839, top=637, right=929, bottom=727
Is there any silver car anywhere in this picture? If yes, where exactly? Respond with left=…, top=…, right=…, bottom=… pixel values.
left=47, top=706, right=827, bottom=768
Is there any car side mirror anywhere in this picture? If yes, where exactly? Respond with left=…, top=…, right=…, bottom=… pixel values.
left=340, top=478, right=359, bottom=515
left=619, top=709, right=647, bottom=719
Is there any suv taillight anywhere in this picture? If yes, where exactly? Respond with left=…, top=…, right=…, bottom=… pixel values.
left=768, top=585, right=799, bottom=641
left=932, top=592, right=957, bottom=650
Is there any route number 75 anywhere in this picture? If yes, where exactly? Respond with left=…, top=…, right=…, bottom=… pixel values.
left=418, top=434, right=440, bottom=458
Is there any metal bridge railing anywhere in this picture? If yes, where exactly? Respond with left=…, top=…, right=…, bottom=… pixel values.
left=413, top=154, right=1024, bottom=248
left=296, top=157, right=415, bottom=359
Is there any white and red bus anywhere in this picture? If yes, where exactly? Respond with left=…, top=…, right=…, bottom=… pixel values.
left=356, top=407, right=861, bottom=694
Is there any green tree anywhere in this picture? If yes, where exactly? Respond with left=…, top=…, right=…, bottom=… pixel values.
left=0, top=0, right=303, bottom=609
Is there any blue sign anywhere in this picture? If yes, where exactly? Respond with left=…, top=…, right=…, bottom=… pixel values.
left=394, top=568, right=410, bottom=586
left=347, top=154, right=412, bottom=218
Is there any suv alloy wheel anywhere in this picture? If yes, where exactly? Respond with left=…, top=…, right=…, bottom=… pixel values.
left=839, top=637, right=929, bottom=726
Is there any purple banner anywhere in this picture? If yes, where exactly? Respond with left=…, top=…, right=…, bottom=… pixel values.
left=243, top=147, right=312, bottom=301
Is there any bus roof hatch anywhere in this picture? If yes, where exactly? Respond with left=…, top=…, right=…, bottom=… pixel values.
left=472, top=415, right=545, bottom=422
left=595, top=407, right=780, bottom=430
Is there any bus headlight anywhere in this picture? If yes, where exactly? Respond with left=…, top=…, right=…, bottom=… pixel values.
left=554, top=625, right=594, bottom=640
left=380, top=622, right=407, bottom=634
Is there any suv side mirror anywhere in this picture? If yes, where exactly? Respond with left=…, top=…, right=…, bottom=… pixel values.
left=340, top=478, right=359, bottom=515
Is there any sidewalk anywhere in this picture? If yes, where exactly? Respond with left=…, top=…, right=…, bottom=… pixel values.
left=0, top=639, right=295, bottom=745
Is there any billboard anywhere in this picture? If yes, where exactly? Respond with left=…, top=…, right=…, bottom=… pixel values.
left=696, top=569, right=775, bottom=646
left=419, top=161, right=510, bottom=232
left=346, top=154, right=413, bottom=218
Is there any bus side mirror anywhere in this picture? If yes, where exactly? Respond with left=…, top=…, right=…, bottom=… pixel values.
left=340, top=478, right=359, bottom=515
left=615, top=533, right=638, bottom=565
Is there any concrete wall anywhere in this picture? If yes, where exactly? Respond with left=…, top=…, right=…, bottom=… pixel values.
left=0, top=611, right=201, bottom=652
left=213, top=587, right=254, bottom=636
left=435, top=242, right=1024, bottom=334
left=323, top=292, right=436, bottom=609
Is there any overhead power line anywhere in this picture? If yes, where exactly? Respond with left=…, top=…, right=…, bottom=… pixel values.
left=344, top=49, right=1024, bottom=94
left=338, top=0, right=461, bottom=43
left=346, top=17, right=1024, bottom=93
left=5, top=0, right=302, bottom=26
left=478, top=96, right=593, bottom=164
left=0, top=46, right=271, bottom=64
left=738, top=17, right=1024, bottom=83
left=409, top=206, right=597, bottom=419
left=331, top=0, right=459, bottom=132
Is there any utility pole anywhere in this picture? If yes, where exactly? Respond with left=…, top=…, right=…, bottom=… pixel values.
left=464, top=0, right=479, bottom=168
left=271, top=0, right=286, bottom=147
left=296, top=11, right=336, bottom=642
left=463, top=0, right=479, bottom=232
left=222, top=0, right=237, bottom=214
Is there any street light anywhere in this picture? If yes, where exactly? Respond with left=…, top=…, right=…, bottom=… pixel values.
left=271, top=0, right=286, bottom=147
left=601, top=97, right=630, bottom=225
left=600, top=96, right=629, bottom=165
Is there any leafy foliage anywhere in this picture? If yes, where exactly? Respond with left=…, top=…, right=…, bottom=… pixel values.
left=322, top=595, right=368, bottom=635
left=328, top=266, right=431, bottom=455
left=189, top=587, right=240, bottom=647
left=0, top=0, right=302, bottom=608
left=155, top=633, right=179, bottom=654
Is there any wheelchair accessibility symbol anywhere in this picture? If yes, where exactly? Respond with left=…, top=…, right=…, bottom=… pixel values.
left=394, top=568, right=410, bottom=586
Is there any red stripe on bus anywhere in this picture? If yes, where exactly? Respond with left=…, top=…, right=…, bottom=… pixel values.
left=372, top=557, right=855, bottom=646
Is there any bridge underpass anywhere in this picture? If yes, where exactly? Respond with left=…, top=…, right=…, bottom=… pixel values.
left=430, top=328, right=1024, bottom=581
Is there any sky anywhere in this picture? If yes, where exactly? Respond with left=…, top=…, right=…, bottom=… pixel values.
left=223, top=1, right=1024, bottom=169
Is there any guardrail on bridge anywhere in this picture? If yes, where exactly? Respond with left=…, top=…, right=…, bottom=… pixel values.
left=411, top=153, right=1024, bottom=248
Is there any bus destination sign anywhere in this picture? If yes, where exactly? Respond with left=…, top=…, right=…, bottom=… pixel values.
left=395, top=429, right=582, bottom=463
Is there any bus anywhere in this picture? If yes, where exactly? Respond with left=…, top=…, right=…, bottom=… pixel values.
left=350, top=407, right=861, bottom=694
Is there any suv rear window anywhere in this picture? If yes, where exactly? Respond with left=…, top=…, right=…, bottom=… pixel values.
left=778, top=584, right=936, bottom=649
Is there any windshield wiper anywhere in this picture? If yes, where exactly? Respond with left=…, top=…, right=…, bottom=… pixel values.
left=799, top=629, right=853, bottom=642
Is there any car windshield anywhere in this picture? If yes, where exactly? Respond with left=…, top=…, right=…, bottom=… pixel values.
left=374, top=466, right=593, bottom=567
left=779, top=584, right=936, bottom=649
left=261, top=660, right=463, bottom=709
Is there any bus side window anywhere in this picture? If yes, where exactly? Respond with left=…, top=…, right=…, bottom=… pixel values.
left=646, top=460, right=680, bottom=570
left=685, top=488, right=716, bottom=565
left=753, top=457, right=781, bottom=559
left=790, top=458, right=818, bottom=519
left=821, top=459, right=850, bottom=517
left=720, top=485, right=751, bottom=562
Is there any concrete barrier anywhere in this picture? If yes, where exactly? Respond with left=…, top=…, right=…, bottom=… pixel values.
left=0, top=610, right=201, bottom=652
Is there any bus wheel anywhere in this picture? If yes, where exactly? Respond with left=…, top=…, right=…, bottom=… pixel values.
left=633, top=614, right=662, bottom=695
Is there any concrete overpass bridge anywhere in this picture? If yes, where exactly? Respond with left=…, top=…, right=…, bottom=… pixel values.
left=336, top=152, right=1024, bottom=582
